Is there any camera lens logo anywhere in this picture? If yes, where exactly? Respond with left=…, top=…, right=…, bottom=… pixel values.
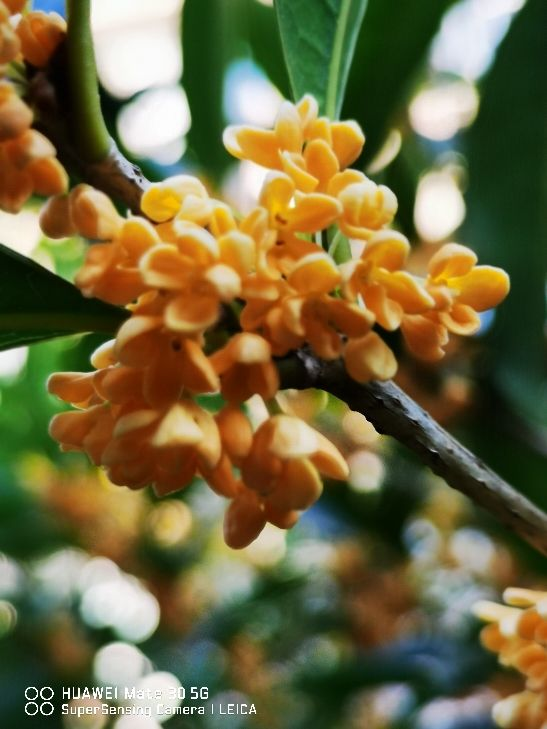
left=24, top=687, right=54, bottom=716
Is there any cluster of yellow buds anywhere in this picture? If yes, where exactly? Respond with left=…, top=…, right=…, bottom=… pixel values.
left=474, top=589, right=547, bottom=728
left=0, top=4, right=67, bottom=212
left=39, top=94, right=510, bottom=547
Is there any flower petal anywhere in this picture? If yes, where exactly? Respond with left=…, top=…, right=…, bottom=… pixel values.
left=330, top=120, right=365, bottom=168
left=152, top=403, right=202, bottom=447
left=141, top=175, right=208, bottom=222
left=223, top=492, right=266, bottom=549
left=303, top=138, right=339, bottom=189
left=362, top=230, right=409, bottom=270
left=375, top=269, right=435, bottom=314
left=454, top=266, right=510, bottom=311
left=223, top=125, right=281, bottom=168
left=284, top=193, right=341, bottom=232
left=344, top=332, right=397, bottom=382
left=266, top=458, right=322, bottom=511
left=401, top=314, right=449, bottom=361
left=288, top=251, right=341, bottom=294
left=428, top=242, right=477, bottom=281
left=164, top=293, right=219, bottom=334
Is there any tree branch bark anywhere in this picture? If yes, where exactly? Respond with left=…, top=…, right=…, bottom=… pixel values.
left=278, top=350, right=547, bottom=557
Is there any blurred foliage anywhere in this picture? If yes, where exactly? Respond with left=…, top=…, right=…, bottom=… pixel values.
left=0, top=0, right=546, bottom=728
left=464, top=0, right=547, bottom=428
left=344, top=0, right=458, bottom=163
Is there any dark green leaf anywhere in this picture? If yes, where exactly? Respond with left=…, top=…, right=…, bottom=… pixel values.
left=0, top=243, right=127, bottom=351
left=247, top=1, right=291, bottom=99
left=464, top=0, right=547, bottom=426
left=182, top=0, right=248, bottom=176
left=275, top=0, right=368, bottom=117
left=344, top=0, right=457, bottom=162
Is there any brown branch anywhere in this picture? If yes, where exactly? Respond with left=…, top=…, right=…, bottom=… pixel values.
left=278, top=350, right=547, bottom=556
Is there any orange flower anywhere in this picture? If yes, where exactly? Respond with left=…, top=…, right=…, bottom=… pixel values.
left=241, top=414, right=348, bottom=507
left=344, top=332, right=398, bottom=382
left=49, top=362, right=222, bottom=497
left=76, top=217, right=158, bottom=305
left=329, top=170, right=398, bottom=239
left=402, top=243, right=510, bottom=360
left=219, top=412, right=350, bottom=548
left=224, top=94, right=364, bottom=191
left=0, top=4, right=20, bottom=65
left=140, top=175, right=213, bottom=224
left=16, top=11, right=66, bottom=68
left=139, top=225, right=239, bottom=335
left=113, top=316, right=218, bottom=400
left=210, top=332, right=279, bottom=403
left=260, top=171, right=341, bottom=233
left=474, top=589, right=547, bottom=729
left=0, top=83, right=31, bottom=141
left=342, top=230, right=434, bottom=330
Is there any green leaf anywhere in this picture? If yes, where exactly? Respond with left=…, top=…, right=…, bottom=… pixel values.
left=181, top=0, right=248, bottom=176
left=275, top=0, right=368, bottom=118
left=328, top=230, right=352, bottom=264
left=344, top=0, right=457, bottom=162
left=246, top=1, right=291, bottom=99
left=0, top=243, right=127, bottom=351
left=464, top=0, right=547, bottom=426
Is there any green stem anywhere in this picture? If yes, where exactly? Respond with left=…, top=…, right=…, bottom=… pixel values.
left=328, top=229, right=352, bottom=264
left=65, top=0, right=110, bottom=163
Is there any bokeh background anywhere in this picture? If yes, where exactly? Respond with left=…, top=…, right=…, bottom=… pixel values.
left=0, top=0, right=545, bottom=727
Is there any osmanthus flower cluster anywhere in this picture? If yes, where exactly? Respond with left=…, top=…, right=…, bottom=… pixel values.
left=33, top=94, right=508, bottom=548
left=0, top=4, right=67, bottom=211
left=474, top=590, right=547, bottom=728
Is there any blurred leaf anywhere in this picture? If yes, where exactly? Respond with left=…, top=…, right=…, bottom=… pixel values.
left=464, top=0, right=547, bottom=426
left=247, top=0, right=291, bottom=98
left=182, top=0, right=247, bottom=177
left=0, top=338, right=93, bottom=462
left=0, top=244, right=126, bottom=351
left=275, top=0, right=368, bottom=117
left=344, top=0, right=457, bottom=162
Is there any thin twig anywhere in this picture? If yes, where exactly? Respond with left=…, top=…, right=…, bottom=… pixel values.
left=278, top=350, right=547, bottom=557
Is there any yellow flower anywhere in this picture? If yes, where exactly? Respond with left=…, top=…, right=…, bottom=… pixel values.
left=474, top=589, right=547, bottom=729
left=329, top=170, right=398, bottom=239
left=0, top=4, right=20, bottom=65
left=260, top=171, right=341, bottom=233
left=344, top=332, right=398, bottom=383
left=75, top=215, right=159, bottom=305
left=139, top=224, right=240, bottom=334
left=342, top=230, right=434, bottom=330
left=223, top=488, right=268, bottom=549
left=16, top=11, right=66, bottom=68
left=241, top=414, right=348, bottom=508
left=224, top=94, right=364, bottom=191
left=0, top=83, right=32, bottom=141
left=113, top=316, right=218, bottom=399
left=3, top=0, right=26, bottom=13
left=49, top=361, right=222, bottom=496
left=140, top=174, right=212, bottom=224
left=0, top=137, right=67, bottom=213
left=402, top=243, right=510, bottom=360
left=210, top=332, right=279, bottom=403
